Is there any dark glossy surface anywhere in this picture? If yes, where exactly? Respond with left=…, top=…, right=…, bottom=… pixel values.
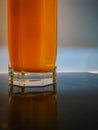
left=0, top=73, right=98, bottom=130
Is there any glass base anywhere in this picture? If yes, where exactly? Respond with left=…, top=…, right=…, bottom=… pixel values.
left=8, top=66, right=57, bottom=95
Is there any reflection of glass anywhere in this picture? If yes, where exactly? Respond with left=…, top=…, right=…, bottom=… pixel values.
left=8, top=93, right=57, bottom=130
left=9, top=82, right=57, bottom=95
left=8, top=0, right=57, bottom=87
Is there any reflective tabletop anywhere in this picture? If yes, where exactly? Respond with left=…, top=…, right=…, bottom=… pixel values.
left=0, top=73, right=98, bottom=130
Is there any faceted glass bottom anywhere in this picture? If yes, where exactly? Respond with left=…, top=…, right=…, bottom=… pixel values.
left=8, top=66, right=57, bottom=95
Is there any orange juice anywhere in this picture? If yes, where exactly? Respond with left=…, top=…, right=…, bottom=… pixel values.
left=8, top=0, right=57, bottom=72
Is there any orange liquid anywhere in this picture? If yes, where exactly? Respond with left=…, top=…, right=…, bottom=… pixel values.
left=8, top=0, right=57, bottom=72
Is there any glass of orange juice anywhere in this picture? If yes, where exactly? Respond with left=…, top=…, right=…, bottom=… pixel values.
left=8, top=0, right=57, bottom=90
